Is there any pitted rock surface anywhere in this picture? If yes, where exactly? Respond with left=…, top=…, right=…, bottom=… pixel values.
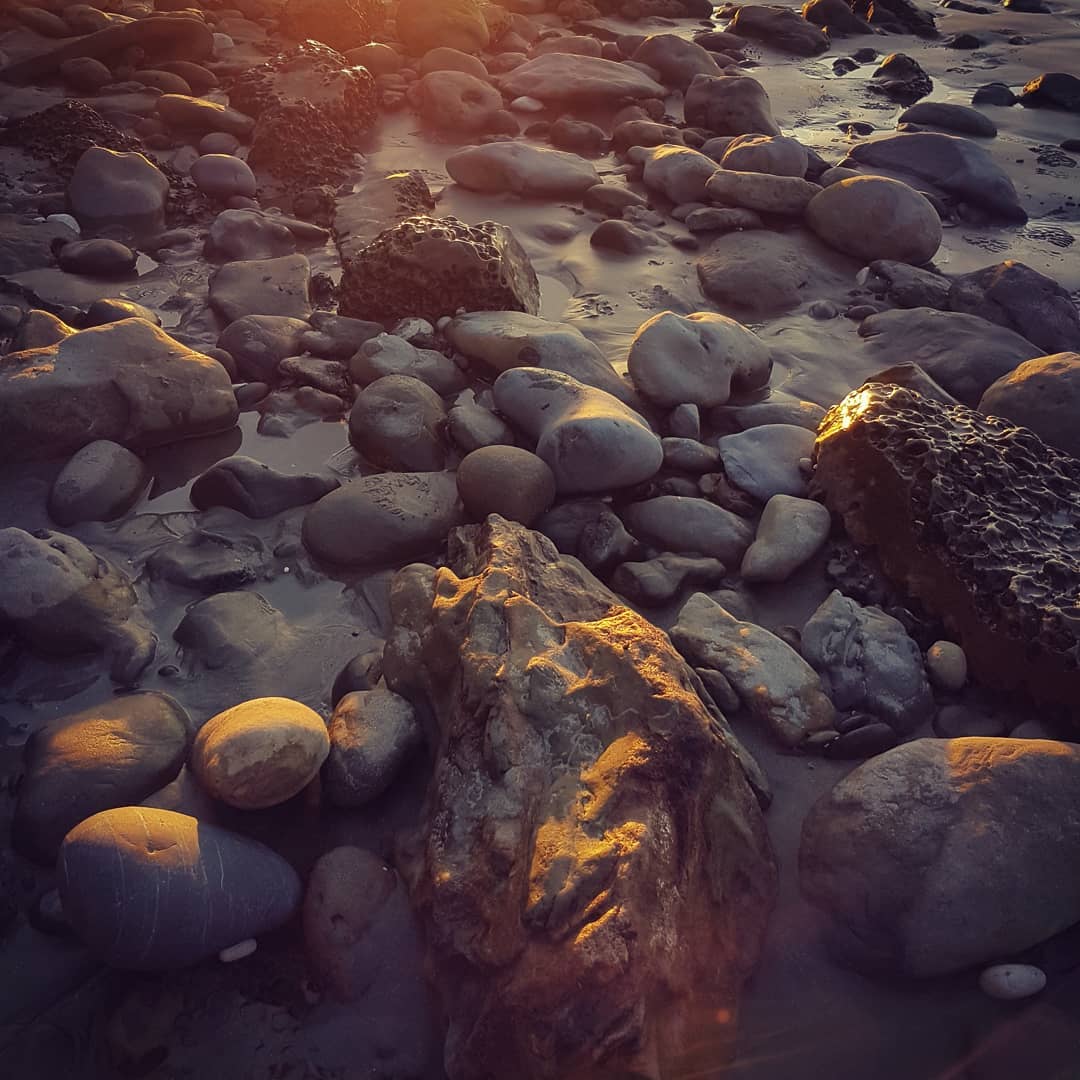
left=248, top=101, right=360, bottom=192
left=278, top=0, right=380, bottom=53
left=383, top=516, right=776, bottom=1079
left=338, top=214, right=540, bottom=325
left=812, top=384, right=1080, bottom=706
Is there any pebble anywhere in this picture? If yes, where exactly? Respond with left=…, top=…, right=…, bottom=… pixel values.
left=219, top=938, right=258, bottom=963
left=979, top=964, right=1047, bottom=1000
left=926, top=640, right=968, bottom=691
left=741, top=494, right=832, bottom=582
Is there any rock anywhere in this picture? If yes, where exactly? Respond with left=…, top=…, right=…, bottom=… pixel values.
left=685, top=206, right=764, bottom=233
left=721, top=133, right=808, bottom=177
left=200, top=132, right=240, bottom=155
left=898, top=101, right=997, bottom=137
left=634, top=144, right=716, bottom=204
left=56, top=238, right=136, bottom=277
left=858, top=308, right=1042, bottom=405
left=822, top=721, right=899, bottom=759
left=741, top=494, right=831, bottom=582
left=803, top=590, right=934, bottom=733
left=420, top=46, right=487, bottom=78
left=717, top=424, right=815, bottom=501
left=934, top=704, right=1003, bottom=739
left=207, top=209, right=297, bottom=261
left=60, top=55, right=112, bottom=91
left=146, top=529, right=271, bottom=594
left=84, top=298, right=161, bottom=328
left=706, top=169, right=822, bottom=215
left=67, top=146, right=170, bottom=237
left=456, top=446, right=557, bottom=525
left=492, top=367, right=662, bottom=493
left=684, top=74, right=780, bottom=136
left=306, top=312, right=383, bottom=358
left=0, top=214, right=79, bottom=275
left=190, top=154, right=257, bottom=200
left=548, top=117, right=609, bottom=157
left=863, top=259, right=952, bottom=310
left=621, top=496, right=754, bottom=563
left=978, top=352, right=1080, bottom=458
left=323, top=689, right=423, bottom=807
left=279, top=0, right=377, bottom=52
left=698, top=229, right=858, bottom=317
left=729, top=5, right=830, bottom=56
left=13, top=692, right=189, bottom=865
left=496, top=53, right=665, bottom=105
left=0, top=318, right=236, bottom=462
left=447, top=394, right=516, bottom=451
left=926, top=640, right=967, bottom=691
left=663, top=437, right=722, bottom=473
left=190, top=456, right=338, bottom=517
left=397, top=0, right=488, bottom=56
left=537, top=499, right=641, bottom=576
left=806, top=176, right=942, bottom=264
left=301, top=848, right=431, bottom=1075
left=948, top=261, right=1080, bottom=355
left=1019, top=72, right=1080, bottom=113
left=811, top=384, right=1080, bottom=704
left=802, top=0, right=874, bottom=34
left=349, top=374, right=447, bottom=471
left=217, top=315, right=309, bottom=383
left=381, top=517, right=775, bottom=1077
left=627, top=310, right=771, bottom=408
left=60, top=807, right=301, bottom=969
left=854, top=0, right=937, bottom=36
left=671, top=592, right=836, bottom=746
left=610, top=553, right=727, bottom=606
left=209, top=254, right=312, bottom=323
left=338, top=215, right=540, bottom=325
left=191, top=697, right=330, bottom=810
left=532, top=34, right=603, bottom=58
left=870, top=53, right=933, bottom=104
left=302, top=471, right=465, bottom=566
left=845, top=132, right=1026, bottom=223
left=611, top=120, right=686, bottom=154
left=447, top=142, right=600, bottom=197
left=156, top=94, right=254, bottom=137
left=416, top=70, right=502, bottom=132
left=799, top=738, right=1080, bottom=975
left=979, top=964, right=1047, bottom=1001
left=973, top=82, right=1016, bottom=106
left=446, top=313, right=635, bottom=409
left=331, top=649, right=385, bottom=707
left=588, top=217, right=650, bottom=253
left=349, top=334, right=466, bottom=395
left=631, top=34, right=722, bottom=90
left=48, top=440, right=149, bottom=526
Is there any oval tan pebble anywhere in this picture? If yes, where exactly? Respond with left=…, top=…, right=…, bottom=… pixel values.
left=926, top=640, right=967, bottom=692
left=192, top=697, right=330, bottom=809
left=979, top=963, right=1046, bottom=1000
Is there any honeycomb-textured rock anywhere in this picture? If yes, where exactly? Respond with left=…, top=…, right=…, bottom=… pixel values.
left=383, top=516, right=776, bottom=1079
left=338, top=214, right=540, bottom=325
left=812, top=384, right=1080, bottom=706
left=0, top=101, right=141, bottom=176
left=278, top=0, right=381, bottom=53
left=247, top=101, right=359, bottom=192
left=227, top=41, right=376, bottom=142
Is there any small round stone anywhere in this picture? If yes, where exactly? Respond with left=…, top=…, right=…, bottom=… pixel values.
left=926, top=640, right=967, bottom=691
left=979, top=963, right=1047, bottom=1000
left=192, top=697, right=330, bottom=809
left=456, top=445, right=557, bottom=526
left=190, top=154, right=257, bottom=200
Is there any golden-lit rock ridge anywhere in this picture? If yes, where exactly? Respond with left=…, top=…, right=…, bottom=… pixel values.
left=384, top=515, right=776, bottom=1079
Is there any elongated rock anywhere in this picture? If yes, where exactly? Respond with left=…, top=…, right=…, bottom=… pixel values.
left=812, top=384, right=1080, bottom=705
left=383, top=517, right=776, bottom=1078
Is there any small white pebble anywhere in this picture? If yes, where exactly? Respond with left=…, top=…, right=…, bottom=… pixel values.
left=979, top=963, right=1046, bottom=1001
left=926, top=640, right=967, bottom=692
left=219, top=938, right=257, bottom=963
left=509, top=95, right=545, bottom=113
left=46, top=213, right=80, bottom=234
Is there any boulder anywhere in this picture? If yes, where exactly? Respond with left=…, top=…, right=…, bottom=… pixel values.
left=56, top=238, right=137, bottom=277
left=14, top=693, right=191, bottom=864
left=496, top=53, right=665, bottom=105
left=978, top=353, right=1080, bottom=458
left=381, top=517, right=776, bottom=1078
left=338, top=215, right=540, bottom=325
left=721, top=133, right=808, bottom=176
left=621, top=496, right=754, bottom=563
left=671, top=592, right=836, bottom=746
left=0, top=319, right=237, bottom=461
left=191, top=697, right=330, bottom=810
left=323, top=689, right=423, bottom=807
left=217, top=314, right=309, bottom=383
left=416, top=70, right=503, bottom=132
left=209, top=254, right=312, bottom=323
left=800, top=738, right=1080, bottom=975
left=156, top=94, right=254, bottom=137
left=638, top=144, right=720, bottom=204
left=456, top=446, right=556, bottom=525
left=207, top=209, right=297, bottom=261
left=349, top=374, right=447, bottom=471
left=0, top=214, right=79, bottom=275
left=740, top=494, right=831, bottom=582
left=806, top=176, right=942, bottom=264
left=349, top=333, right=466, bottom=395
left=302, top=471, right=465, bottom=566
left=857, top=307, right=1042, bottom=405
left=802, top=590, right=934, bottom=732
left=729, top=5, right=830, bottom=55
left=717, top=424, right=815, bottom=500
left=492, top=367, right=662, bottom=493
left=947, top=260, right=1080, bottom=354
left=869, top=52, right=933, bottom=104
left=190, top=154, right=257, bottom=201
left=60, top=807, right=301, bottom=969
left=684, top=74, right=780, bottom=136
left=1019, top=72, right=1080, bottom=113
left=48, top=440, right=149, bottom=526
left=627, top=310, right=771, bottom=407
left=898, top=101, right=997, bottom=137
left=447, top=142, right=600, bottom=198
left=67, top=146, right=170, bottom=236
left=812, top=384, right=1080, bottom=704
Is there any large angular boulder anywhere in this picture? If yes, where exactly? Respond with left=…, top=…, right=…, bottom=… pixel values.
left=0, top=319, right=238, bottom=462
left=800, top=738, right=1080, bottom=975
left=338, top=215, right=540, bottom=325
left=382, top=517, right=776, bottom=1078
left=812, top=383, right=1080, bottom=705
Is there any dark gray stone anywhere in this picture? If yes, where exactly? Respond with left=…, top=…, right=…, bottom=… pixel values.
left=190, top=455, right=339, bottom=518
